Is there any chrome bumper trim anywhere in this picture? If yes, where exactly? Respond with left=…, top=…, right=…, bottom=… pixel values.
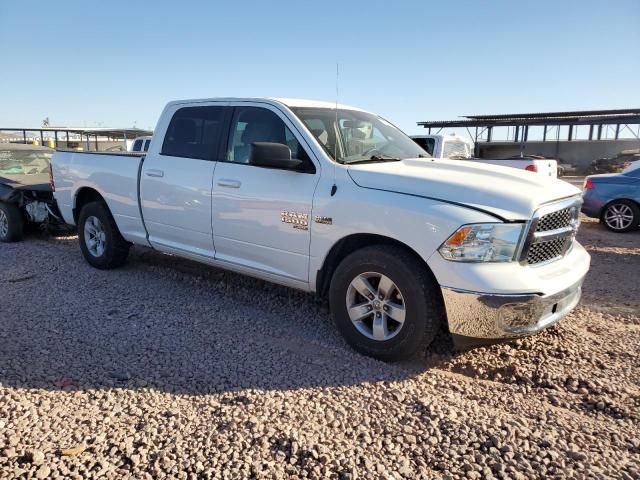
left=441, top=277, right=584, bottom=339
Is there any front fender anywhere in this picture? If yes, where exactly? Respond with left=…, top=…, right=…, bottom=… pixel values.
left=308, top=178, right=497, bottom=291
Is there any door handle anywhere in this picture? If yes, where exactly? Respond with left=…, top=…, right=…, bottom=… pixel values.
left=217, top=179, right=241, bottom=188
left=145, top=169, right=164, bottom=178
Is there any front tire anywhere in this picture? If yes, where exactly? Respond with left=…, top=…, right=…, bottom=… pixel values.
left=329, top=245, right=444, bottom=361
left=601, top=200, right=639, bottom=233
left=78, top=201, right=130, bottom=269
left=0, top=202, right=24, bottom=243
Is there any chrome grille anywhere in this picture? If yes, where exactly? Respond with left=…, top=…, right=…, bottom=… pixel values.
left=521, top=199, right=581, bottom=266
left=526, top=238, right=570, bottom=265
left=535, top=207, right=573, bottom=232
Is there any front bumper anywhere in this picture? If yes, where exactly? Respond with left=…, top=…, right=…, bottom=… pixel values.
left=441, top=276, right=584, bottom=343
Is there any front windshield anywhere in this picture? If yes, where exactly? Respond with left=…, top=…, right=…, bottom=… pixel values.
left=292, top=107, right=429, bottom=164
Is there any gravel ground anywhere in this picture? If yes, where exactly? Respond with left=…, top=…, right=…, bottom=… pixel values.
left=1, top=216, right=638, bottom=479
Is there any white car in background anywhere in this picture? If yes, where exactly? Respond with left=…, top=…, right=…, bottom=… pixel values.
left=411, top=133, right=558, bottom=177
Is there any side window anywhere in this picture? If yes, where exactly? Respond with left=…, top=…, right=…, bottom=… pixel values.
left=132, top=139, right=143, bottom=152
left=227, top=107, right=314, bottom=172
left=161, top=106, right=225, bottom=160
left=413, top=137, right=435, bottom=155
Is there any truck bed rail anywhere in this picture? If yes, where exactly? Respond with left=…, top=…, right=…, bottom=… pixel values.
left=55, top=149, right=145, bottom=157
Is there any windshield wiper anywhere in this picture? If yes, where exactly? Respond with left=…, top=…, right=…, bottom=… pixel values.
left=343, top=155, right=402, bottom=165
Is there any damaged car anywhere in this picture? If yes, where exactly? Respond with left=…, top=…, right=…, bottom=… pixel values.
left=0, top=143, right=66, bottom=242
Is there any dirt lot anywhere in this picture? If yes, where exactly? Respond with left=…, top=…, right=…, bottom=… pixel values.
left=0, top=217, right=638, bottom=479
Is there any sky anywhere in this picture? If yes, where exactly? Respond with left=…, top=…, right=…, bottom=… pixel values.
left=1, top=0, right=639, bottom=135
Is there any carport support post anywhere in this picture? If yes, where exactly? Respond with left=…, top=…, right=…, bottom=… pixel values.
left=597, top=125, right=603, bottom=140
left=123, top=130, right=127, bottom=151
left=588, top=125, right=594, bottom=140
left=54, top=130, right=58, bottom=148
left=615, top=124, right=620, bottom=140
left=567, top=125, right=573, bottom=141
left=40, top=130, right=44, bottom=146
left=95, top=134, right=99, bottom=151
left=514, top=125, right=520, bottom=143
left=543, top=125, right=547, bottom=142
left=22, top=130, right=27, bottom=144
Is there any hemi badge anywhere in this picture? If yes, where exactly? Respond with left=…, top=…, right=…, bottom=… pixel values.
left=314, top=216, right=333, bottom=225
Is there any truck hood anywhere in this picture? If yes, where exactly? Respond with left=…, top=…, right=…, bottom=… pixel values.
left=347, top=158, right=580, bottom=220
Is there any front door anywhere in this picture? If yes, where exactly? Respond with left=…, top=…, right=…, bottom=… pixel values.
left=140, top=104, right=227, bottom=258
left=212, top=104, right=319, bottom=283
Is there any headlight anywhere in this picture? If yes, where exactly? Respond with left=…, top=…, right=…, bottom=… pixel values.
left=439, top=223, right=524, bottom=262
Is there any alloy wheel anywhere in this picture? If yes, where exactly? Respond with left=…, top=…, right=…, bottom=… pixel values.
left=84, top=215, right=106, bottom=257
left=346, top=272, right=406, bottom=341
left=604, top=203, right=634, bottom=231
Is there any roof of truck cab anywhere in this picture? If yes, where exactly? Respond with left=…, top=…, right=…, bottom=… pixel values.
left=411, top=133, right=472, bottom=141
left=166, top=97, right=368, bottom=113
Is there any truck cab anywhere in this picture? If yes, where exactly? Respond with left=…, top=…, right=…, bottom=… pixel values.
left=412, top=133, right=474, bottom=159
left=129, top=136, right=152, bottom=152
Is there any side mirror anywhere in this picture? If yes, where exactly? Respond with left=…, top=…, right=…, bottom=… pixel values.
left=249, top=142, right=303, bottom=169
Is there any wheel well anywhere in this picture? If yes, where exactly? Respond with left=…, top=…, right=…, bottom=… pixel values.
left=73, top=188, right=105, bottom=224
left=315, top=233, right=431, bottom=297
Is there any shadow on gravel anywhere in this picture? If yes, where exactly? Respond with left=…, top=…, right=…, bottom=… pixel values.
left=0, top=234, right=456, bottom=395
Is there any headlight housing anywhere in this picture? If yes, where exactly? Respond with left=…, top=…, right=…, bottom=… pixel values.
left=439, top=223, right=524, bottom=262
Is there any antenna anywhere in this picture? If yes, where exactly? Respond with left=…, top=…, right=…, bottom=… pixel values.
left=331, top=63, right=339, bottom=196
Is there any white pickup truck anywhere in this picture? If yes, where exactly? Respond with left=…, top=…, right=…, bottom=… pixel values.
left=411, top=133, right=558, bottom=177
left=51, top=98, right=589, bottom=360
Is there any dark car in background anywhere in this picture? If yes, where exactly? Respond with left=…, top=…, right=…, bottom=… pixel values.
left=589, top=150, right=640, bottom=174
left=582, top=162, right=640, bottom=232
left=0, top=143, right=65, bottom=241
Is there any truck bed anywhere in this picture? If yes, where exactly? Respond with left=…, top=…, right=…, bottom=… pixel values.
left=51, top=150, right=149, bottom=246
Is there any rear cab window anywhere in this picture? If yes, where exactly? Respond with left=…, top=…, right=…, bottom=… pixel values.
left=413, top=137, right=435, bottom=155
left=161, top=106, right=227, bottom=160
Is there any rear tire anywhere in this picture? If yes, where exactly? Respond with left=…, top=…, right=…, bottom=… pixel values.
left=601, top=200, right=639, bottom=233
left=329, top=245, right=444, bottom=361
left=78, top=201, right=130, bottom=269
left=0, top=202, right=24, bottom=242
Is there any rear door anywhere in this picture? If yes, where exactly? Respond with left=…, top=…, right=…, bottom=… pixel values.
left=139, top=104, right=228, bottom=258
left=211, top=103, right=320, bottom=284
